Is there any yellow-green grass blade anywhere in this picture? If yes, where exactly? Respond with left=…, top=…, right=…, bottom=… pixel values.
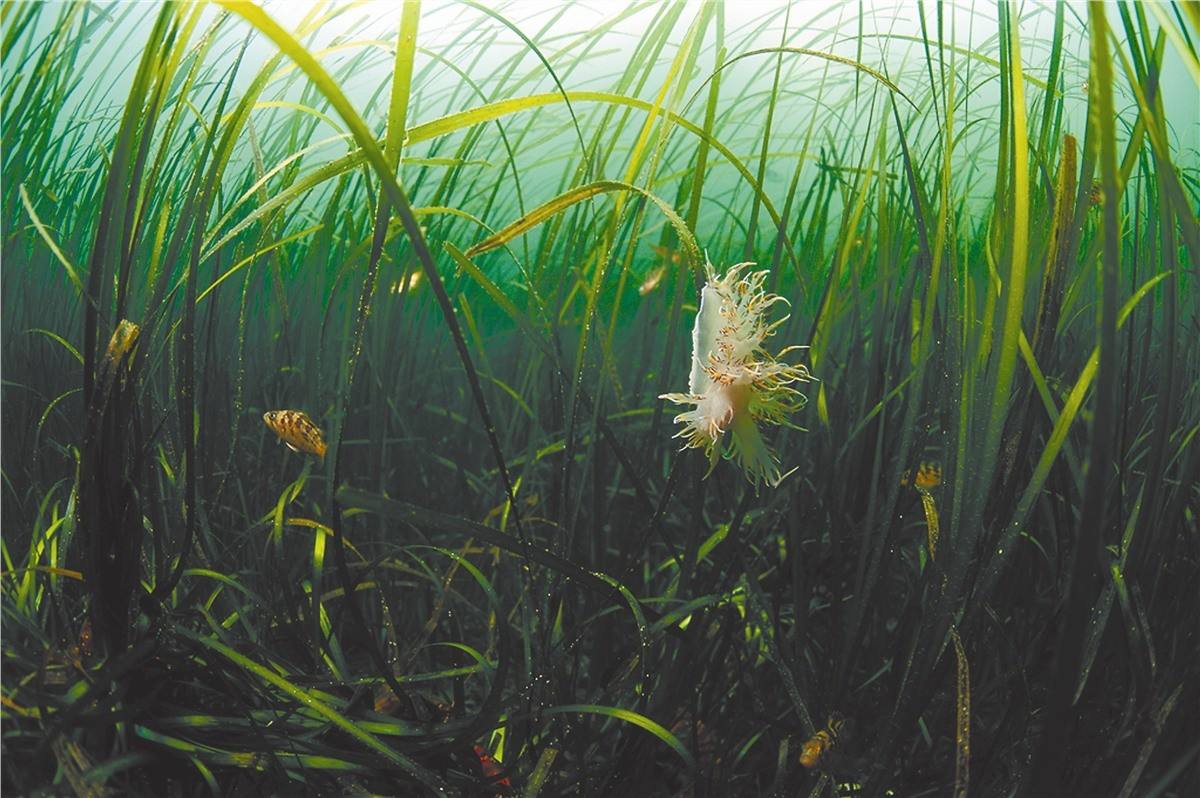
left=465, top=179, right=702, bottom=279
left=174, top=625, right=448, bottom=788
left=973, top=266, right=1171, bottom=608
left=17, top=184, right=88, bottom=305
left=543, top=704, right=695, bottom=771
left=213, top=0, right=526, bottom=555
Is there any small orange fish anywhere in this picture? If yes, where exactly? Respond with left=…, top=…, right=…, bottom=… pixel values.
left=639, top=265, right=667, bottom=296
left=913, top=461, right=943, bottom=491
left=104, top=319, right=140, bottom=365
left=99, top=319, right=140, bottom=384
left=901, top=461, right=942, bottom=491
left=263, top=409, right=327, bottom=457
left=799, top=714, right=845, bottom=770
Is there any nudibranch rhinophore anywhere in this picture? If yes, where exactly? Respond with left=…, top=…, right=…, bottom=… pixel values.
left=660, top=261, right=813, bottom=487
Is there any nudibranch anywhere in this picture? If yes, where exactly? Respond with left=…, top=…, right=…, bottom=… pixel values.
left=660, top=261, right=813, bottom=487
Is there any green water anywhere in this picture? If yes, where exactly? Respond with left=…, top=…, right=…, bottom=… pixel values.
left=2, top=2, right=1198, bottom=796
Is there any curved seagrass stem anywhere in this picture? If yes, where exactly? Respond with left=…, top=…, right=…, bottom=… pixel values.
left=321, top=0, right=422, bottom=707
left=213, top=0, right=529, bottom=546
left=213, top=6, right=532, bottom=731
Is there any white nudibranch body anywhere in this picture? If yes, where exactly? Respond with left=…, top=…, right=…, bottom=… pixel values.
left=660, top=262, right=813, bottom=487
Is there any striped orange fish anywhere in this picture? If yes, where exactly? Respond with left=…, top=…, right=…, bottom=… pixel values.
left=799, top=713, right=846, bottom=770
left=263, top=410, right=327, bottom=457
left=901, top=461, right=943, bottom=491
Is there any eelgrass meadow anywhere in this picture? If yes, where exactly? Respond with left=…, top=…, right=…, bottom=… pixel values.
left=2, top=1, right=1198, bottom=795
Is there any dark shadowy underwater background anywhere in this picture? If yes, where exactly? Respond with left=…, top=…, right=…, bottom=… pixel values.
left=2, top=1, right=1198, bottom=796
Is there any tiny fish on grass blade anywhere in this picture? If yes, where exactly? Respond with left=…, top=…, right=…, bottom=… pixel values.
left=799, top=712, right=846, bottom=770
left=263, top=410, right=327, bottom=457
left=900, top=460, right=943, bottom=491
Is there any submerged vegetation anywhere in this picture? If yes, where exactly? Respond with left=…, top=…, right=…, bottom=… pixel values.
left=2, top=1, right=1198, bottom=796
